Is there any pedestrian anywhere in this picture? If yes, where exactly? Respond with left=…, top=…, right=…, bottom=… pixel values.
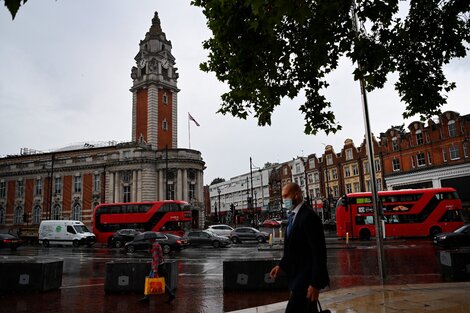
left=139, top=238, right=176, bottom=304
left=270, top=182, right=330, bottom=313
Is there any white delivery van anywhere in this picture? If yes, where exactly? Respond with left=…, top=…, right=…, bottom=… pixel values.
left=39, top=220, right=96, bottom=248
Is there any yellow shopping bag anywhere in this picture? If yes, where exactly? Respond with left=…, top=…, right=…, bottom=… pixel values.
left=144, top=276, right=166, bottom=295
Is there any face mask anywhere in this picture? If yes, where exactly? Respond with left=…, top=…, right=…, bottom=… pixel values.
left=283, top=198, right=294, bottom=210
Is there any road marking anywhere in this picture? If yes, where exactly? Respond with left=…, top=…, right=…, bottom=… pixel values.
left=60, top=283, right=104, bottom=289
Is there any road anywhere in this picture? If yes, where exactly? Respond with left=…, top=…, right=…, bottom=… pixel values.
left=0, top=236, right=445, bottom=313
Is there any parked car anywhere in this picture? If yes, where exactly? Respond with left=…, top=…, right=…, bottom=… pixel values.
left=433, top=224, right=470, bottom=248
left=0, top=233, right=22, bottom=251
left=206, top=224, right=234, bottom=237
left=124, top=231, right=188, bottom=254
left=229, top=227, right=270, bottom=244
left=108, top=229, right=141, bottom=248
left=186, top=230, right=231, bottom=248
left=260, top=219, right=281, bottom=228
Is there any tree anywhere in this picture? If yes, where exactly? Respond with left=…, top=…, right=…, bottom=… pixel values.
left=4, top=0, right=28, bottom=20
left=210, top=177, right=225, bottom=185
left=191, top=0, right=470, bottom=135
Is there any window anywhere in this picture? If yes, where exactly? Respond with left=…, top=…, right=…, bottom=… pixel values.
left=353, top=182, right=360, bottom=193
left=333, top=186, right=338, bottom=197
left=67, top=226, right=76, bottom=234
left=427, top=152, right=432, bottom=165
left=52, top=205, right=61, bottom=220
left=416, top=153, right=426, bottom=167
left=0, top=182, right=5, bottom=198
left=376, top=179, right=382, bottom=191
left=345, top=148, right=353, bottom=160
left=374, top=159, right=381, bottom=172
left=392, top=159, right=400, bottom=171
left=283, top=167, right=288, bottom=175
left=314, top=188, right=320, bottom=198
left=123, top=150, right=130, bottom=158
left=72, top=203, right=82, bottom=221
left=93, top=174, right=100, bottom=192
left=442, top=148, right=447, bottom=162
left=332, top=169, right=338, bottom=180
left=416, top=131, right=423, bottom=145
left=448, top=120, right=456, bottom=137
left=325, top=169, right=330, bottom=181
left=300, top=177, right=305, bottom=186
left=35, top=178, right=42, bottom=196
left=16, top=180, right=24, bottom=198
left=366, top=180, right=371, bottom=192
left=295, top=164, right=300, bottom=173
left=0, top=206, right=5, bottom=224
left=411, top=156, right=415, bottom=168
left=392, top=137, right=398, bottom=151
left=163, top=93, right=168, bottom=104
left=162, top=119, right=168, bottom=131
left=123, top=185, right=131, bottom=203
left=326, top=154, right=333, bottom=165
left=346, top=183, right=352, bottom=194
left=189, top=183, right=196, bottom=200
left=168, top=183, right=175, bottom=200
left=449, top=145, right=460, bottom=160
left=352, top=164, right=359, bottom=175
left=74, top=175, right=82, bottom=193
left=33, top=205, right=41, bottom=224
left=464, top=143, right=469, bottom=158
left=314, top=173, right=319, bottom=183
left=344, top=166, right=351, bottom=177
left=14, top=206, right=23, bottom=224
left=308, top=158, right=315, bottom=169
left=363, top=161, right=370, bottom=174
left=308, top=173, right=313, bottom=184
left=54, top=177, right=62, bottom=194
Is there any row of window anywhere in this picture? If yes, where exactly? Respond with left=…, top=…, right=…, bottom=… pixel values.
left=0, top=203, right=83, bottom=225
left=0, top=174, right=101, bottom=199
left=392, top=144, right=469, bottom=171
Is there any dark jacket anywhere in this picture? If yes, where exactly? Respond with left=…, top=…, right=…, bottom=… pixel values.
left=279, top=203, right=329, bottom=292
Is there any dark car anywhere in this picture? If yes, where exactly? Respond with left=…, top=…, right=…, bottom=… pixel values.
left=229, top=227, right=270, bottom=244
left=0, top=233, right=22, bottom=251
left=108, top=229, right=141, bottom=248
left=186, top=230, right=231, bottom=248
left=124, top=231, right=188, bottom=254
left=433, top=224, right=470, bottom=248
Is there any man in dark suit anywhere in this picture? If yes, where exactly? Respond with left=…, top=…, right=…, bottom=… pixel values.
left=270, top=182, right=329, bottom=313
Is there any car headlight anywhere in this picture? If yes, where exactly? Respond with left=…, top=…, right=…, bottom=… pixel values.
left=439, top=235, right=446, bottom=240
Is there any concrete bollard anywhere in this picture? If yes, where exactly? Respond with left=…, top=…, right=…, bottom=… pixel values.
left=269, top=234, right=273, bottom=246
left=346, top=232, right=349, bottom=245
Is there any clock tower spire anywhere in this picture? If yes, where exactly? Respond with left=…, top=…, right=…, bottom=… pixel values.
left=130, top=12, right=179, bottom=149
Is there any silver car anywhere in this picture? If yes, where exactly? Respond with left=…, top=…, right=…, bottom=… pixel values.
left=206, top=224, right=234, bottom=237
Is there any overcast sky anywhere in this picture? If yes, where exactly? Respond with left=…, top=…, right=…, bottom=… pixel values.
left=1, top=1, right=469, bottom=184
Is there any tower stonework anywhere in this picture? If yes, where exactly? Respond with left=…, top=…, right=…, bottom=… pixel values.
left=130, top=12, right=179, bottom=149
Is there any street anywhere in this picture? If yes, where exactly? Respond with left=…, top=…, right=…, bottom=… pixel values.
left=0, top=235, right=444, bottom=313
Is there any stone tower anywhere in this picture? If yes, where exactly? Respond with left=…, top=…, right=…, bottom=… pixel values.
left=130, top=12, right=179, bottom=149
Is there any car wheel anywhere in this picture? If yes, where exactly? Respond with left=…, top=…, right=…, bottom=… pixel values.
left=72, top=240, right=80, bottom=248
left=256, top=236, right=264, bottom=243
left=231, top=237, right=239, bottom=244
left=126, top=245, right=135, bottom=253
left=213, top=241, right=221, bottom=248
left=162, top=245, right=171, bottom=254
left=42, top=240, right=50, bottom=248
left=114, top=240, right=123, bottom=248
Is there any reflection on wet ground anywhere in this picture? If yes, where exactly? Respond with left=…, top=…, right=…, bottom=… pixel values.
left=0, top=238, right=447, bottom=313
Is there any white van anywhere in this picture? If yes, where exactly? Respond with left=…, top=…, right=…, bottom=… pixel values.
left=39, top=220, right=96, bottom=248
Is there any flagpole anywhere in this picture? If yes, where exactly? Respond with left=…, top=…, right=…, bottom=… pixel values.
left=188, top=112, right=191, bottom=149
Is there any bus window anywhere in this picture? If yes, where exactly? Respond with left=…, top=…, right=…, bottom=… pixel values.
left=439, top=210, right=464, bottom=222
left=356, top=215, right=374, bottom=225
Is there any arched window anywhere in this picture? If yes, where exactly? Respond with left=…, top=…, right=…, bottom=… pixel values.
left=52, top=204, right=61, bottom=220
left=72, top=203, right=82, bottom=221
left=33, top=205, right=42, bottom=224
left=14, top=206, right=23, bottom=224
left=0, top=206, right=5, bottom=224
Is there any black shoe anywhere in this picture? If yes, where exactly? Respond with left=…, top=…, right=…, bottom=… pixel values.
left=139, top=296, right=150, bottom=304
left=165, top=294, right=175, bottom=304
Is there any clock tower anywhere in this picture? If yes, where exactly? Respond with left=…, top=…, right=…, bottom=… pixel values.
left=130, top=12, right=179, bottom=149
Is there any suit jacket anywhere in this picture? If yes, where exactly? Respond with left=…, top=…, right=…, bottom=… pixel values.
left=279, top=203, right=329, bottom=292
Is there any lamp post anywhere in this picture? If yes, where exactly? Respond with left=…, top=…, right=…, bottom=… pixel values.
left=217, top=187, right=221, bottom=223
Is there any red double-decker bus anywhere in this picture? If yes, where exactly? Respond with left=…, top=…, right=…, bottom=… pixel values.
left=92, top=200, right=192, bottom=244
left=336, top=187, right=464, bottom=240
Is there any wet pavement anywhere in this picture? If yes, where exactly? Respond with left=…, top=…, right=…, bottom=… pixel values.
left=0, top=234, right=464, bottom=313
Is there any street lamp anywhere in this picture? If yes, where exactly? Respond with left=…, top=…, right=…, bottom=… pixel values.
left=217, top=187, right=221, bottom=223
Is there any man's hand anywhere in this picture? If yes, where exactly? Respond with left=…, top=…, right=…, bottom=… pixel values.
left=269, top=265, right=281, bottom=279
left=306, top=285, right=319, bottom=302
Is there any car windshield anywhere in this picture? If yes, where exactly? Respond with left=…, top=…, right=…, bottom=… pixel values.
left=74, top=225, right=90, bottom=233
left=454, top=225, right=470, bottom=233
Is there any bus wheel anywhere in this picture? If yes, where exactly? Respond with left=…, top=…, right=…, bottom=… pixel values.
left=359, top=229, right=371, bottom=241
left=72, top=240, right=80, bottom=248
left=429, top=226, right=442, bottom=238
left=43, top=240, right=49, bottom=248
